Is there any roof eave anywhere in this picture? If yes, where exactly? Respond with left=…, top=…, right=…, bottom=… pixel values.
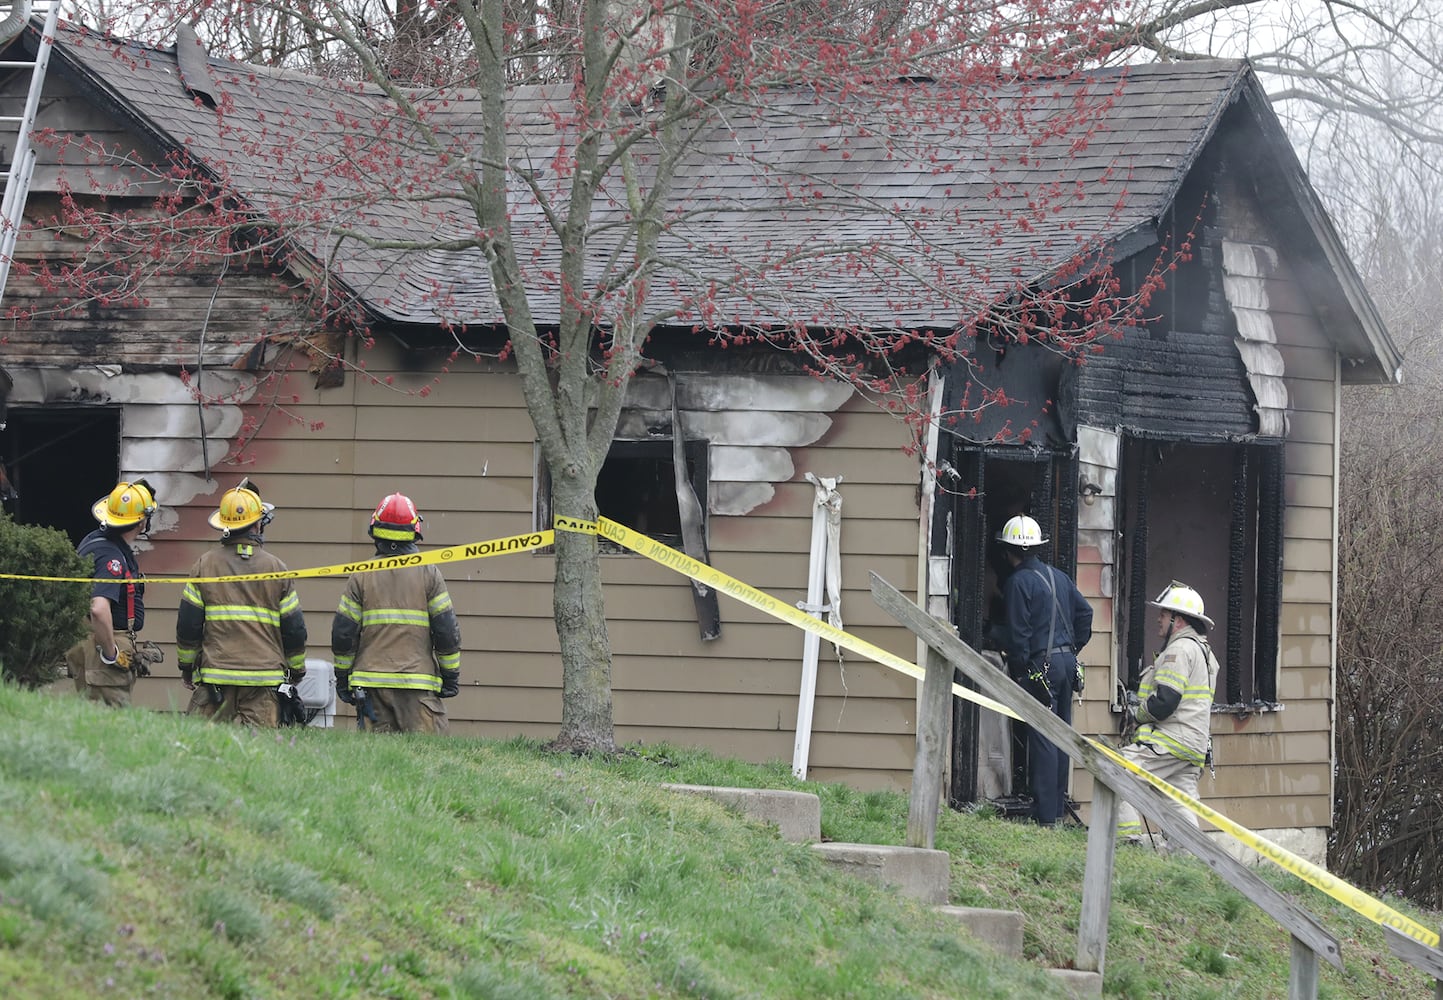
left=1235, top=71, right=1402, bottom=386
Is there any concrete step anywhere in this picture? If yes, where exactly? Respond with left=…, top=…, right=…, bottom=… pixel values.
left=661, top=783, right=821, bottom=843
left=1048, top=968, right=1103, bottom=997
left=811, top=842, right=951, bottom=904
left=935, top=904, right=1023, bottom=959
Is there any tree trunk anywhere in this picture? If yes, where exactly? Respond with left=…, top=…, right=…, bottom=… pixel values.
left=547, top=481, right=616, bottom=754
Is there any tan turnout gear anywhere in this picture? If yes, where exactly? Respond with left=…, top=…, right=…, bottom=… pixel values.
left=177, top=545, right=307, bottom=690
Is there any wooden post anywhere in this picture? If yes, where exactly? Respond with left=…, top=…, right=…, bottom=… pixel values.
left=1288, top=935, right=1319, bottom=1000
left=1076, top=781, right=1118, bottom=973
left=907, top=644, right=953, bottom=848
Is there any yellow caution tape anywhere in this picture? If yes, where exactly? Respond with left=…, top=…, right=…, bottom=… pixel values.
left=559, top=514, right=1443, bottom=951
left=1095, top=741, right=1440, bottom=949
left=0, top=530, right=555, bottom=584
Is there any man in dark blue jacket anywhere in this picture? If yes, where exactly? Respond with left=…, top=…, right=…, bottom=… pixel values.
left=998, top=514, right=1093, bottom=825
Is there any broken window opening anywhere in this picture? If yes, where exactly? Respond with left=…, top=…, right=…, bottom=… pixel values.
left=0, top=406, right=122, bottom=545
left=1119, top=435, right=1283, bottom=710
left=537, top=438, right=709, bottom=553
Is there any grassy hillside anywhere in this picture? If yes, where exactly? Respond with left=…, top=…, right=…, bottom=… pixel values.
left=0, top=684, right=1437, bottom=999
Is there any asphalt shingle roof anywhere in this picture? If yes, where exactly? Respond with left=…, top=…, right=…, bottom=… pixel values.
left=48, top=22, right=1254, bottom=332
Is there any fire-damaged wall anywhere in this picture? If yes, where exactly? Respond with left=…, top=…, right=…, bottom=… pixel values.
left=0, top=367, right=258, bottom=545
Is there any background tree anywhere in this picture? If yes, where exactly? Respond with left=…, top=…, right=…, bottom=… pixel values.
left=34, top=0, right=1178, bottom=753
left=1329, top=144, right=1443, bottom=906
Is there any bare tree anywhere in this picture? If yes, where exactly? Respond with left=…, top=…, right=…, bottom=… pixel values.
left=1330, top=136, right=1443, bottom=906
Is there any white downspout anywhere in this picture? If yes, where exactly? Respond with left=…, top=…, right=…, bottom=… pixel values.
left=793, top=472, right=843, bottom=779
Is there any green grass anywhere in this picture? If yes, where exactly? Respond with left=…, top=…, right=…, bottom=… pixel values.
left=0, top=683, right=1438, bottom=999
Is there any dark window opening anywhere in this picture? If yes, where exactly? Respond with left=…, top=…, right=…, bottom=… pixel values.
left=1119, top=435, right=1282, bottom=708
left=1, top=407, right=121, bottom=546
left=538, top=438, right=709, bottom=552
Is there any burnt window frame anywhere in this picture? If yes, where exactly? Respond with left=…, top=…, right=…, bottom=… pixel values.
left=535, top=437, right=710, bottom=554
left=1118, top=433, right=1284, bottom=712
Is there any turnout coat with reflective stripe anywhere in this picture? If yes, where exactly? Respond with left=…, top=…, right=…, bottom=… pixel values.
left=176, top=543, right=308, bottom=686
left=1136, top=623, right=1220, bottom=766
left=331, top=563, right=461, bottom=691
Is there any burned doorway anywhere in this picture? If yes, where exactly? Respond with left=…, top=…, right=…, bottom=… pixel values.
left=1117, top=435, right=1282, bottom=708
left=0, top=406, right=121, bottom=545
left=947, top=444, right=1079, bottom=807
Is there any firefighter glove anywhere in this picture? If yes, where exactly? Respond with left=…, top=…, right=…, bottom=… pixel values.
left=98, top=644, right=133, bottom=671
left=1126, top=690, right=1154, bottom=724
left=180, top=665, right=195, bottom=689
left=1073, top=662, right=1085, bottom=693
left=335, top=668, right=355, bottom=705
left=438, top=668, right=461, bottom=699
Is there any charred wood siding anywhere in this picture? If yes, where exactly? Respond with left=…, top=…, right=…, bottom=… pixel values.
left=1069, top=327, right=1257, bottom=438
left=2, top=216, right=303, bottom=369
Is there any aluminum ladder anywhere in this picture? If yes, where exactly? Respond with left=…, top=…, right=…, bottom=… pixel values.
left=0, top=1, right=60, bottom=303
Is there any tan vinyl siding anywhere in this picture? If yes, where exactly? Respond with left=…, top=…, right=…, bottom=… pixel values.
left=139, top=339, right=927, bottom=789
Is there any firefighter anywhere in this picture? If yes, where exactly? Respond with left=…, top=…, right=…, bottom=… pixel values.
left=997, top=513, right=1093, bottom=826
left=1119, top=581, right=1222, bottom=845
left=66, top=480, right=157, bottom=707
left=176, top=479, right=307, bottom=726
left=331, top=492, right=462, bottom=733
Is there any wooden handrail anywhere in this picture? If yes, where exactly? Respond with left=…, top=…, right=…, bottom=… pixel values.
left=871, top=572, right=1343, bottom=989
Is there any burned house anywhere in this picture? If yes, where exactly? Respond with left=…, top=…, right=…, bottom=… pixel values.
left=0, top=18, right=1399, bottom=863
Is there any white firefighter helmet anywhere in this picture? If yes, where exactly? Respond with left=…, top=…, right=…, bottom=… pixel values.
left=1148, top=581, right=1215, bottom=629
left=996, top=514, right=1047, bottom=549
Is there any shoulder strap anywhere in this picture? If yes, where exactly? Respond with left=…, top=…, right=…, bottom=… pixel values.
left=1030, top=567, right=1059, bottom=653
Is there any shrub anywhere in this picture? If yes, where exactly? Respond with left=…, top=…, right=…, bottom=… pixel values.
left=0, top=511, right=90, bottom=687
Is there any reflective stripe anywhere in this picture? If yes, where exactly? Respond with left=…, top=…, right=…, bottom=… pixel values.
left=203, top=604, right=283, bottom=626
left=181, top=582, right=204, bottom=607
left=199, top=665, right=285, bottom=686
left=177, top=648, right=197, bottom=666
left=427, top=592, right=453, bottom=614
left=1137, top=728, right=1206, bottom=767
left=334, top=653, right=354, bottom=670
left=437, top=650, right=460, bottom=671
left=352, top=669, right=441, bottom=692
left=358, top=607, right=429, bottom=628
left=337, top=594, right=362, bottom=622
left=371, top=525, right=415, bottom=541
left=287, top=651, right=306, bottom=671
left=279, top=591, right=300, bottom=615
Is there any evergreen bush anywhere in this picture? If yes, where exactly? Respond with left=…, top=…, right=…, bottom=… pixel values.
left=0, top=512, right=90, bottom=687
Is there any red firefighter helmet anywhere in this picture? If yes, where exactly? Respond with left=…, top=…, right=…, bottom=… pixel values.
left=369, top=492, right=423, bottom=542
